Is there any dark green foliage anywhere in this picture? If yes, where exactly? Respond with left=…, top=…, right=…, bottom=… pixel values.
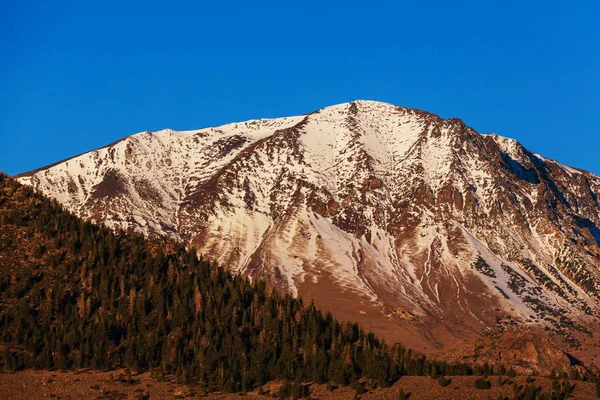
left=277, top=380, right=291, bottom=398
left=473, top=361, right=494, bottom=377
left=437, top=376, right=451, bottom=387
left=0, top=174, right=472, bottom=392
left=473, top=256, right=496, bottom=278
left=474, top=377, right=491, bottom=389
left=137, top=392, right=150, bottom=400
left=510, top=379, right=576, bottom=400
left=521, top=383, right=541, bottom=400
left=596, top=377, right=600, bottom=398
left=353, top=381, right=366, bottom=394
left=290, top=376, right=309, bottom=399
left=496, top=364, right=506, bottom=376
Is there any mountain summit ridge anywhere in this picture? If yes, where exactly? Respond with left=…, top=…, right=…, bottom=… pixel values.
left=18, top=100, right=600, bottom=364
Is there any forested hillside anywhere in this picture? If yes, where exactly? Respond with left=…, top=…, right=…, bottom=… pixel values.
left=0, top=173, right=472, bottom=393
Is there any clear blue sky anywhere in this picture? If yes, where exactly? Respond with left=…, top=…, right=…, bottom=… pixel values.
left=1, top=1, right=599, bottom=175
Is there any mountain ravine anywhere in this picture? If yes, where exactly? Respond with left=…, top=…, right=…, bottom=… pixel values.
left=17, top=100, right=600, bottom=370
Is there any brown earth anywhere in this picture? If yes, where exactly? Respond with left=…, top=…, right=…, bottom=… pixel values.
left=296, top=268, right=435, bottom=353
left=0, top=370, right=597, bottom=400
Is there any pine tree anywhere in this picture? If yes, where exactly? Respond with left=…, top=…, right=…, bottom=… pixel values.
left=398, top=387, right=407, bottom=400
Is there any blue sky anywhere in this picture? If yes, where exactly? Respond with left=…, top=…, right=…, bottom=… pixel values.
left=1, top=1, right=599, bottom=175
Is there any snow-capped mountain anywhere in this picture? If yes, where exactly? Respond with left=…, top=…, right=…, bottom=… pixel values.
left=17, top=100, right=600, bottom=360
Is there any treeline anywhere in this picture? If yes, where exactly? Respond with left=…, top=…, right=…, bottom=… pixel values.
left=0, top=173, right=592, bottom=395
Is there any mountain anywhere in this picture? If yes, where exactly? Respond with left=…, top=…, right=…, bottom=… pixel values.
left=3, top=174, right=596, bottom=400
left=17, top=100, right=600, bottom=368
left=0, top=172, right=452, bottom=390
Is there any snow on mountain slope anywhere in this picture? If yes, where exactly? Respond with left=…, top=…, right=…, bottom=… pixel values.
left=17, top=100, right=600, bottom=356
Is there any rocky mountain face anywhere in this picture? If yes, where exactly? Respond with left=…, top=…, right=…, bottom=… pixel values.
left=17, top=101, right=600, bottom=368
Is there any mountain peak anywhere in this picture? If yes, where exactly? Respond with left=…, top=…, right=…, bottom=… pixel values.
left=16, top=102, right=600, bottom=364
